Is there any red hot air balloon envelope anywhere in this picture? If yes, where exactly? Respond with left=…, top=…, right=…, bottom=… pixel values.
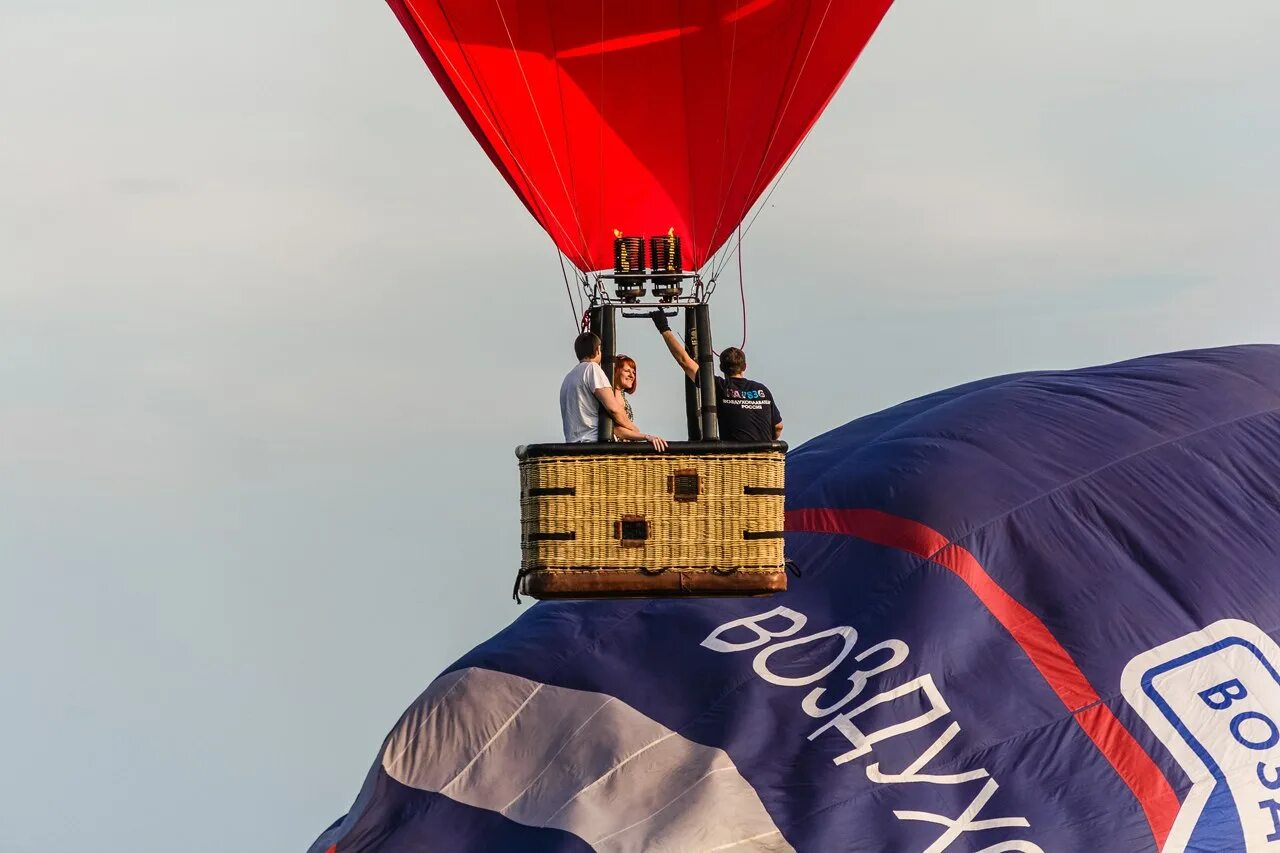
left=387, top=0, right=894, bottom=271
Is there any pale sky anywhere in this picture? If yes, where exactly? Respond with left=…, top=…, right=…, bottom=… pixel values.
left=2, top=2, right=1279, bottom=851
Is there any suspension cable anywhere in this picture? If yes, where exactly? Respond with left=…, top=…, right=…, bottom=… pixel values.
left=705, top=0, right=813, bottom=276
left=703, top=0, right=743, bottom=274
left=425, top=1, right=588, bottom=267
left=556, top=248, right=580, bottom=331
left=735, top=0, right=835, bottom=225
left=492, top=0, right=593, bottom=264
left=709, top=0, right=834, bottom=279
left=736, top=224, right=748, bottom=350
left=712, top=124, right=814, bottom=280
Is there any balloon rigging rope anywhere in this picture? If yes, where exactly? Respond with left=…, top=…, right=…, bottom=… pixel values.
left=597, top=0, right=605, bottom=261
left=675, top=0, right=699, bottom=256
left=492, top=0, right=593, bottom=265
left=705, top=0, right=785, bottom=277
left=542, top=0, right=593, bottom=271
left=426, top=1, right=587, bottom=269
left=709, top=225, right=747, bottom=358
left=712, top=125, right=815, bottom=281
left=737, top=224, right=748, bottom=350
left=738, top=0, right=836, bottom=219
left=556, top=248, right=580, bottom=331
left=702, top=0, right=742, bottom=271
left=707, top=0, right=831, bottom=276
left=711, top=0, right=834, bottom=280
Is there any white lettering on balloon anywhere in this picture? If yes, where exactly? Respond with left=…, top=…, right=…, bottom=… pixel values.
left=702, top=608, right=1042, bottom=852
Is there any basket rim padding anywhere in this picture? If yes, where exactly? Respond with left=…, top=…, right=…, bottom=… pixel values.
left=516, top=440, right=787, bottom=460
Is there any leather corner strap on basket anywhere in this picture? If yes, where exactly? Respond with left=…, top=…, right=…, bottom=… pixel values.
left=515, top=441, right=788, bottom=600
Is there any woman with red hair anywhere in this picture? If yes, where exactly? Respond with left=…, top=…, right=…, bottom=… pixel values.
left=611, top=355, right=665, bottom=449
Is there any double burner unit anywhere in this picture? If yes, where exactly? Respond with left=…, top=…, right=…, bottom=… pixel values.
left=611, top=231, right=686, bottom=301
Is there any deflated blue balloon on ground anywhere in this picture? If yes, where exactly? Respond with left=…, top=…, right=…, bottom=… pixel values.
left=311, top=345, right=1280, bottom=853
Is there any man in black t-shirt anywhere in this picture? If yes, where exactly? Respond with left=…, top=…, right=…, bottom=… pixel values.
left=651, top=312, right=783, bottom=442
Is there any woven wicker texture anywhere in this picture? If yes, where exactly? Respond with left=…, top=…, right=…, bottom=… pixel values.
left=519, top=451, right=785, bottom=575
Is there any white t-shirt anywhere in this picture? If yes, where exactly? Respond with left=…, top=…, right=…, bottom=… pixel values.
left=559, top=361, right=612, bottom=442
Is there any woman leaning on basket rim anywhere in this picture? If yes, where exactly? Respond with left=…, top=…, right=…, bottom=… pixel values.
left=611, top=354, right=648, bottom=444
left=610, top=353, right=667, bottom=449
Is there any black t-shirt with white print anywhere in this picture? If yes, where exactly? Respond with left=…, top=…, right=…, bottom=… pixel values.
left=714, top=375, right=781, bottom=442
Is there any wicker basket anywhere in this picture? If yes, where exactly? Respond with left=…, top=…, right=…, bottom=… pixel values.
left=516, top=441, right=788, bottom=599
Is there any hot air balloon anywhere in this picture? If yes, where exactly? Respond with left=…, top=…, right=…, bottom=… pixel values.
left=386, top=0, right=894, bottom=599
left=311, top=345, right=1280, bottom=852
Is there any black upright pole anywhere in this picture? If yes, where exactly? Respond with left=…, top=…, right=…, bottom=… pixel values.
left=684, top=308, right=701, bottom=441
left=695, top=303, right=719, bottom=441
left=595, top=305, right=616, bottom=442
left=588, top=305, right=603, bottom=346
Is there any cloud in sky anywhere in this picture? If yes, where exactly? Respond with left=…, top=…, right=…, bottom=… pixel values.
left=2, top=2, right=1278, bottom=851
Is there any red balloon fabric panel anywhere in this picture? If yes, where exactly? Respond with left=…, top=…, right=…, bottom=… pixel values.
left=388, top=0, right=893, bottom=271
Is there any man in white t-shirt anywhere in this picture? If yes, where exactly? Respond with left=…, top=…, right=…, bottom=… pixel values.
left=560, top=332, right=667, bottom=450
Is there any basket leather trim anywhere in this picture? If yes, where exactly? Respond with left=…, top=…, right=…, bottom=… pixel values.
left=528, top=531, right=576, bottom=542
left=528, top=486, right=576, bottom=497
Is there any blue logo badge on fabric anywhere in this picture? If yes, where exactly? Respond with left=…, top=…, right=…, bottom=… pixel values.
left=1123, top=619, right=1280, bottom=853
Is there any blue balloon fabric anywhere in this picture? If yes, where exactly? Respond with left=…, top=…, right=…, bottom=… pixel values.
left=312, top=345, right=1280, bottom=853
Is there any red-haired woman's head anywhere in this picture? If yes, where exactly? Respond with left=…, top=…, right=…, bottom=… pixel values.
left=613, top=355, right=637, bottom=394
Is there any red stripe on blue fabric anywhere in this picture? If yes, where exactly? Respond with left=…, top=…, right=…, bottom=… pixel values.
left=786, top=506, right=1180, bottom=849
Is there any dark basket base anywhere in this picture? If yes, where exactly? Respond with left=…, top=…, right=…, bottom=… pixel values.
left=520, top=568, right=787, bottom=600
